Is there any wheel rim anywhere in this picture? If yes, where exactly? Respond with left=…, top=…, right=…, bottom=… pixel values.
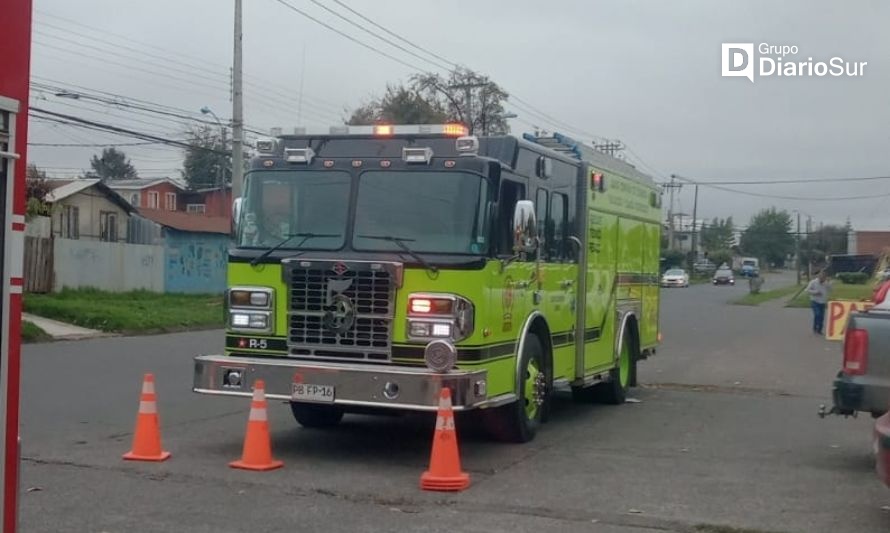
left=619, top=338, right=630, bottom=388
left=523, top=358, right=545, bottom=420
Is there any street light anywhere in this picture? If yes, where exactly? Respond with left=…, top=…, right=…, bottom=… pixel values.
left=200, top=106, right=228, bottom=217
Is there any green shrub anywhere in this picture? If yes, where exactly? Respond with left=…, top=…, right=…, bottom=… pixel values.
left=836, top=272, right=869, bottom=285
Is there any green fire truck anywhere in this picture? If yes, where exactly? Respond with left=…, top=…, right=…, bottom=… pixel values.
left=194, top=124, right=662, bottom=442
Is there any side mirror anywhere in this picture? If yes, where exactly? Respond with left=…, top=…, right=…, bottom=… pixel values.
left=512, top=200, right=538, bottom=254
left=231, top=197, right=243, bottom=236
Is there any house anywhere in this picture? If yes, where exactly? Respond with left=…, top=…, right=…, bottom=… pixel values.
left=136, top=208, right=230, bottom=293
left=178, top=185, right=232, bottom=217
left=848, top=231, right=890, bottom=256
left=105, top=178, right=185, bottom=212
left=44, top=179, right=135, bottom=241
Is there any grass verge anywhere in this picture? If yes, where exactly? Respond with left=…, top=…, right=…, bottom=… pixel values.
left=24, top=288, right=224, bottom=334
left=21, top=321, right=50, bottom=343
left=786, top=281, right=875, bottom=308
left=733, top=284, right=803, bottom=306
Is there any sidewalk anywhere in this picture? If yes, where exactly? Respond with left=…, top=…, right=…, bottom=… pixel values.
left=23, top=313, right=114, bottom=341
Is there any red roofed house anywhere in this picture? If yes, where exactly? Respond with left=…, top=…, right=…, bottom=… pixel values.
left=105, top=178, right=185, bottom=212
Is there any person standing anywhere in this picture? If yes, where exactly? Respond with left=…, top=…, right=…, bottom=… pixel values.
left=806, top=271, right=832, bottom=335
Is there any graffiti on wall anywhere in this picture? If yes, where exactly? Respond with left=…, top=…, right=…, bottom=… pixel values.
left=164, top=231, right=228, bottom=293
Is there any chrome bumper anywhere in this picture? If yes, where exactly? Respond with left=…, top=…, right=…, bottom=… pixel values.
left=193, top=355, right=506, bottom=412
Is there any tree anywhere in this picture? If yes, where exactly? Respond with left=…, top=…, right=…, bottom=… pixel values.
left=739, top=208, right=794, bottom=267
left=700, top=217, right=735, bottom=253
left=801, top=224, right=848, bottom=266
left=88, top=147, right=137, bottom=181
left=25, top=164, right=52, bottom=219
left=347, top=84, right=448, bottom=126
left=412, top=67, right=510, bottom=135
left=181, top=126, right=230, bottom=191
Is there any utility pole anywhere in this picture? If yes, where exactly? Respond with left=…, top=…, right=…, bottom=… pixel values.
left=691, top=184, right=699, bottom=264
left=448, top=82, right=486, bottom=134
left=231, top=0, right=244, bottom=202
left=796, top=211, right=801, bottom=285
left=594, top=140, right=625, bottom=158
left=665, top=174, right=682, bottom=250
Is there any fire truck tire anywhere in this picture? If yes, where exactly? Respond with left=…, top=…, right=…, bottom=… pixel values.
left=572, top=329, right=632, bottom=404
left=290, top=402, right=344, bottom=428
left=597, top=329, right=632, bottom=405
left=484, top=334, right=548, bottom=443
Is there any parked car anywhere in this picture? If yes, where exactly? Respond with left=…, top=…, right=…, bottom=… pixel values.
left=876, top=411, right=890, bottom=488
left=819, top=281, right=890, bottom=419
left=712, top=268, right=735, bottom=285
left=661, top=268, right=689, bottom=288
left=693, top=260, right=716, bottom=274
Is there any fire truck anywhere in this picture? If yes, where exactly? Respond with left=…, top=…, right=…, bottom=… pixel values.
left=194, top=124, right=661, bottom=442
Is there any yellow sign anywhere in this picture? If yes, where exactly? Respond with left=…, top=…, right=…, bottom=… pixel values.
left=825, top=300, right=874, bottom=341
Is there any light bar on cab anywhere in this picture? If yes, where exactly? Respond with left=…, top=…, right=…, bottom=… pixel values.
left=320, top=124, right=468, bottom=137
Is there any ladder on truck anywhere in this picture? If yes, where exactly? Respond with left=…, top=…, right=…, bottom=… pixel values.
left=522, top=131, right=605, bottom=162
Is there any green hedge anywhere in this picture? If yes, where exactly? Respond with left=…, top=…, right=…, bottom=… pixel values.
left=835, top=272, right=869, bottom=285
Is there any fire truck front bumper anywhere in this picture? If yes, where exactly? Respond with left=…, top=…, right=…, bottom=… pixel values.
left=193, top=355, right=504, bottom=412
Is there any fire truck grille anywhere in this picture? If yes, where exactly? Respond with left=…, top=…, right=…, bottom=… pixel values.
left=286, top=262, right=394, bottom=361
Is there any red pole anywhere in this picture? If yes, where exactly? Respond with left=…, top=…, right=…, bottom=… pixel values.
left=0, top=0, right=33, bottom=531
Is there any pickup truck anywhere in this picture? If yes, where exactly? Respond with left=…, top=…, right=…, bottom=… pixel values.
left=819, top=281, right=890, bottom=419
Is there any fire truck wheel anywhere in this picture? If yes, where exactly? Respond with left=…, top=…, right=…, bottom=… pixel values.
left=484, top=334, right=548, bottom=443
left=572, top=329, right=632, bottom=404
left=290, top=402, right=344, bottom=428
left=597, top=329, right=632, bottom=404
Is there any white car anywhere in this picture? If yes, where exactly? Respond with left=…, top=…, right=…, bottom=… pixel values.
left=661, top=268, right=689, bottom=288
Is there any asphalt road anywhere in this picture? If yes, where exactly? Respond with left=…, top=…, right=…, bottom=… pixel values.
left=18, top=272, right=889, bottom=533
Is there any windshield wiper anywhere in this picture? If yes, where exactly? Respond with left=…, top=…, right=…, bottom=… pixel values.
left=357, top=234, right=438, bottom=273
left=250, top=232, right=341, bottom=266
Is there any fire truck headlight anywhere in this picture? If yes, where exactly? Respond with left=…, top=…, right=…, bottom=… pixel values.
left=424, top=340, right=457, bottom=373
left=431, top=323, right=452, bottom=337
left=229, top=287, right=273, bottom=309
left=406, top=293, right=474, bottom=342
left=229, top=311, right=271, bottom=332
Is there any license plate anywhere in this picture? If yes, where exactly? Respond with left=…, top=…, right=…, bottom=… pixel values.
left=291, top=383, right=335, bottom=403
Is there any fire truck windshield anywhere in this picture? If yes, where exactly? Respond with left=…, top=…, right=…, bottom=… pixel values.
left=353, top=170, right=489, bottom=255
left=238, top=170, right=350, bottom=249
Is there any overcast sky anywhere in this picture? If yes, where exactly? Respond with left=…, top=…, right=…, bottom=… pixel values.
left=27, top=0, right=890, bottom=230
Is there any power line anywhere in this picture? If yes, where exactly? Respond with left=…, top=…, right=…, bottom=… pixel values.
left=270, top=0, right=429, bottom=73
left=677, top=175, right=890, bottom=186
left=28, top=141, right=159, bottom=147
left=29, top=107, right=227, bottom=155
left=330, top=0, right=458, bottom=68
left=671, top=174, right=890, bottom=202
left=305, top=0, right=451, bottom=71
left=34, top=10, right=346, bottom=114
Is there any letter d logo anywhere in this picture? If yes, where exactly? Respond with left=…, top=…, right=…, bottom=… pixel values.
left=722, top=43, right=754, bottom=82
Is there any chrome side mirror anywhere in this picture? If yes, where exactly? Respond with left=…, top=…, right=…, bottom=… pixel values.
left=512, top=200, right=538, bottom=254
left=231, top=197, right=243, bottom=236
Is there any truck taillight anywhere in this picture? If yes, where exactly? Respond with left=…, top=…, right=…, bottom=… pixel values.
left=843, top=327, right=869, bottom=375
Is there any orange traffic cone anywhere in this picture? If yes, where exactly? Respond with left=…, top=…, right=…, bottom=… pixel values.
left=229, top=379, right=283, bottom=471
left=123, top=373, right=171, bottom=462
left=420, top=387, right=470, bottom=491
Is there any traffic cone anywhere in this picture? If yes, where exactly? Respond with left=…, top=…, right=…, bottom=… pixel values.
left=229, top=379, right=283, bottom=471
left=123, top=373, right=171, bottom=462
left=420, top=387, right=470, bottom=491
